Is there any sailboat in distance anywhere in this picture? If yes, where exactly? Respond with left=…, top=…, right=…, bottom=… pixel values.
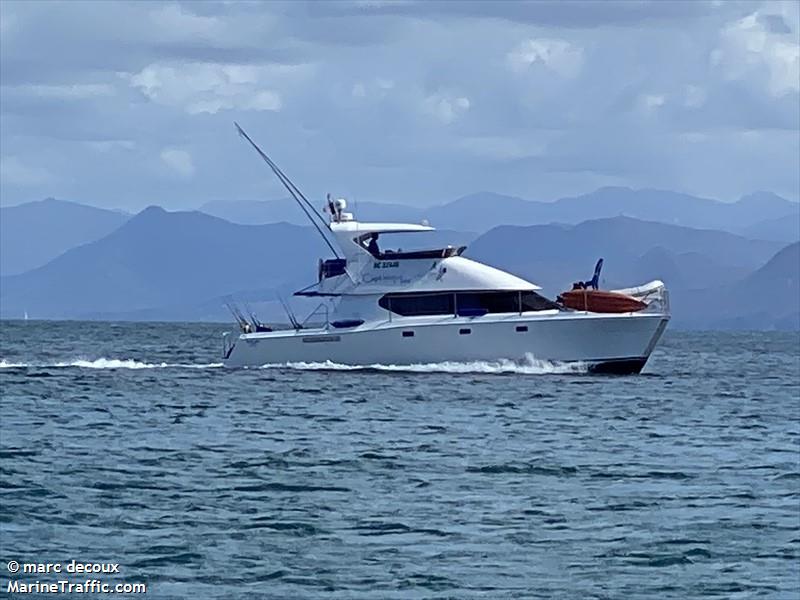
left=221, top=125, right=670, bottom=373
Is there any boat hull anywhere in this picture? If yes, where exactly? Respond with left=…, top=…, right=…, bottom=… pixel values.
left=223, top=312, right=669, bottom=374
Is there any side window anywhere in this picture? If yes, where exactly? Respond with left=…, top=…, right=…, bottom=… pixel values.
left=521, top=291, right=560, bottom=311
left=455, top=292, right=518, bottom=314
left=379, top=291, right=559, bottom=316
left=379, top=293, right=454, bottom=316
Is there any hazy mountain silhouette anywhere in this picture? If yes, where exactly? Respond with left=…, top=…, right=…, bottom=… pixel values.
left=0, top=207, right=327, bottom=319
left=466, top=219, right=797, bottom=329
left=738, top=215, right=800, bottom=243
left=200, top=198, right=422, bottom=226
left=199, top=188, right=799, bottom=242
left=3, top=207, right=794, bottom=329
left=1, top=198, right=130, bottom=275
left=539, top=188, right=799, bottom=233
left=678, top=242, right=799, bottom=330
left=465, top=216, right=784, bottom=296
left=423, top=192, right=541, bottom=231
left=631, top=248, right=748, bottom=291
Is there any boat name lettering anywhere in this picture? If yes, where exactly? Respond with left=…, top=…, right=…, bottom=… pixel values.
left=302, top=335, right=341, bottom=343
left=363, top=274, right=413, bottom=285
left=373, top=261, right=399, bottom=269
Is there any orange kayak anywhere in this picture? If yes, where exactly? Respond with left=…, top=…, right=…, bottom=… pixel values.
left=559, top=289, right=647, bottom=313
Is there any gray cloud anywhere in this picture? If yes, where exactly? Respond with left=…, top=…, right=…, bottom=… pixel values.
left=307, top=0, right=746, bottom=28
left=0, top=0, right=797, bottom=210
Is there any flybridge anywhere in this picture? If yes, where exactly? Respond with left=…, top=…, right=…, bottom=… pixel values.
left=234, top=122, right=475, bottom=295
left=233, top=122, right=540, bottom=298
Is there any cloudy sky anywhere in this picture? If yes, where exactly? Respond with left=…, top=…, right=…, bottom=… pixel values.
left=1, top=0, right=798, bottom=210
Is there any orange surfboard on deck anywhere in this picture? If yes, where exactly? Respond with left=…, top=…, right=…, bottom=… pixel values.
left=559, top=289, right=647, bottom=313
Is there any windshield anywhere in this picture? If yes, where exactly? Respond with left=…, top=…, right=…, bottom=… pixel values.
left=356, top=230, right=475, bottom=255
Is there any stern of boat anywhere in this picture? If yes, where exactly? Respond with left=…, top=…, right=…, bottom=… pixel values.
left=222, top=331, right=237, bottom=361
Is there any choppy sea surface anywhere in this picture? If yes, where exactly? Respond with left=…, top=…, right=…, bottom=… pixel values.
left=0, top=321, right=798, bottom=599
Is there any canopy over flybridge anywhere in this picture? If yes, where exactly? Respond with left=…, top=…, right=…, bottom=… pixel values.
left=233, top=123, right=543, bottom=296
left=330, top=221, right=435, bottom=235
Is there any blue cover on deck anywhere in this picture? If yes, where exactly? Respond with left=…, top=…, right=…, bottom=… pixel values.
left=456, top=307, right=488, bottom=317
left=331, top=319, right=364, bottom=328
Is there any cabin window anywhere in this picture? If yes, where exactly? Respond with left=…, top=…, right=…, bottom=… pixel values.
left=516, top=325, right=528, bottom=332
left=379, top=293, right=455, bottom=316
left=379, top=290, right=559, bottom=317
left=402, top=331, right=415, bottom=337
left=457, top=291, right=558, bottom=313
left=519, top=291, right=560, bottom=311
left=459, top=328, right=471, bottom=335
left=457, top=292, right=518, bottom=314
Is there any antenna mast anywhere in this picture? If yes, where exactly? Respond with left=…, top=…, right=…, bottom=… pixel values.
left=234, top=122, right=341, bottom=258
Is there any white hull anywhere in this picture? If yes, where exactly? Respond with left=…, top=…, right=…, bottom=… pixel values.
left=223, top=311, right=670, bottom=374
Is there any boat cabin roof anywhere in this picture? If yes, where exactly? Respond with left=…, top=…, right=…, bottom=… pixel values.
left=330, top=221, right=434, bottom=235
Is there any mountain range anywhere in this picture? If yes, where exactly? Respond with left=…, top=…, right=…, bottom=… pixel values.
left=465, top=217, right=784, bottom=293
left=201, top=188, right=799, bottom=242
left=679, top=242, right=799, bottom=330
left=3, top=187, right=797, bottom=277
left=1, top=188, right=798, bottom=328
left=464, top=220, right=797, bottom=330
left=0, top=207, right=326, bottom=320
left=0, top=198, right=130, bottom=275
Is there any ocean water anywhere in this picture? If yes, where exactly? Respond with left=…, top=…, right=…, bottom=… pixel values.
left=0, top=321, right=798, bottom=599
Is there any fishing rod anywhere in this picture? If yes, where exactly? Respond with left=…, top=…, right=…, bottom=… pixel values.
left=225, top=300, right=251, bottom=332
left=277, top=293, right=301, bottom=330
left=243, top=301, right=266, bottom=330
left=235, top=122, right=327, bottom=227
left=234, top=122, right=341, bottom=258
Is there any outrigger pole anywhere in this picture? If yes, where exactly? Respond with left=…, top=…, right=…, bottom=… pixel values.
left=234, top=122, right=341, bottom=258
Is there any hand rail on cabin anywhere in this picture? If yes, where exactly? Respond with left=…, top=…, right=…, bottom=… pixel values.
left=301, top=303, right=330, bottom=328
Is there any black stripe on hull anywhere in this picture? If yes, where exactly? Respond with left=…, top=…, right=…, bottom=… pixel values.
left=588, top=357, right=648, bottom=375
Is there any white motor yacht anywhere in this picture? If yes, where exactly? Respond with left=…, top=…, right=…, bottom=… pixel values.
left=222, top=125, right=670, bottom=373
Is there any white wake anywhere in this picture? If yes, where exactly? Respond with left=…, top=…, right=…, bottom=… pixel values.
left=0, top=358, right=223, bottom=370
left=259, top=354, right=588, bottom=375
left=2, top=355, right=587, bottom=375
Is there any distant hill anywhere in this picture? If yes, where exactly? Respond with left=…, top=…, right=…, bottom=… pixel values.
left=738, top=215, right=800, bottom=244
left=200, top=198, right=422, bottom=226
left=1, top=208, right=796, bottom=329
left=423, top=192, right=542, bottom=232
left=539, top=188, right=799, bottom=234
left=0, top=198, right=130, bottom=275
left=678, top=242, right=799, bottom=330
left=465, top=216, right=783, bottom=296
left=631, top=248, right=747, bottom=291
left=200, top=188, right=799, bottom=242
left=0, top=207, right=327, bottom=319
left=436, top=188, right=799, bottom=238
left=466, top=219, right=797, bottom=329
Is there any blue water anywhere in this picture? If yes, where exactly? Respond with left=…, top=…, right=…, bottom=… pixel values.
left=1, top=322, right=798, bottom=598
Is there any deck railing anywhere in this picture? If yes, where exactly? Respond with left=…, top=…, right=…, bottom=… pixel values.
left=302, top=302, right=330, bottom=328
